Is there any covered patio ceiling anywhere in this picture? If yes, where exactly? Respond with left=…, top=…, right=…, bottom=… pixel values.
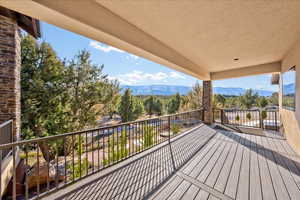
left=2, top=0, right=300, bottom=80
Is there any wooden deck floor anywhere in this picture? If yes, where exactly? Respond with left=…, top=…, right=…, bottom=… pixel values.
left=44, top=124, right=300, bottom=200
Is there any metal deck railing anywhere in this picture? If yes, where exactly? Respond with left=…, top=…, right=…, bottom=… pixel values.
left=213, top=108, right=280, bottom=131
left=0, top=109, right=204, bottom=200
left=0, top=120, right=13, bottom=160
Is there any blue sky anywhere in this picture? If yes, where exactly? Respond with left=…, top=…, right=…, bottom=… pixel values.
left=40, top=22, right=278, bottom=91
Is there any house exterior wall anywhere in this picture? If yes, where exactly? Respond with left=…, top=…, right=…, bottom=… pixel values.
left=0, top=15, right=20, bottom=141
left=0, top=14, right=22, bottom=197
left=280, top=39, right=300, bottom=154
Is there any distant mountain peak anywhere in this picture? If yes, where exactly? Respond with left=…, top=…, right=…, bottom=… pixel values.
left=120, top=85, right=274, bottom=96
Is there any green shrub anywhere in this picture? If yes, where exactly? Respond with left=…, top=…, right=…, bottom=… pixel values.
left=143, top=127, right=154, bottom=149
left=67, top=134, right=90, bottom=179
left=171, top=124, right=182, bottom=135
left=235, top=115, right=240, bottom=121
left=68, top=158, right=90, bottom=179
left=104, top=130, right=128, bottom=165
left=246, top=113, right=252, bottom=120
left=261, top=110, right=267, bottom=120
left=76, top=135, right=84, bottom=156
left=20, top=151, right=43, bottom=159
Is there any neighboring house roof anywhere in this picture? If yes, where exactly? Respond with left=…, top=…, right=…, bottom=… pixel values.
left=0, top=6, right=40, bottom=38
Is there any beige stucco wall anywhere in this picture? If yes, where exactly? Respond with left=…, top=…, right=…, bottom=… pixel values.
left=280, top=39, right=300, bottom=154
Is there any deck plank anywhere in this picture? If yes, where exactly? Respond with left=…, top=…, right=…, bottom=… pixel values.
left=214, top=132, right=240, bottom=193
left=204, top=133, right=233, bottom=187
left=236, top=134, right=250, bottom=200
left=194, top=190, right=210, bottom=200
left=192, top=132, right=231, bottom=180
left=182, top=134, right=220, bottom=174
left=189, top=136, right=226, bottom=178
left=256, top=135, right=277, bottom=200
left=196, top=140, right=227, bottom=182
left=260, top=136, right=290, bottom=200
left=265, top=137, right=300, bottom=200
left=41, top=125, right=300, bottom=200
left=149, top=175, right=183, bottom=200
left=182, top=134, right=221, bottom=175
left=224, top=133, right=245, bottom=199
left=208, top=194, right=220, bottom=200
left=249, top=134, right=262, bottom=200
left=180, top=185, right=200, bottom=200
left=273, top=138, right=300, bottom=190
left=166, top=180, right=191, bottom=200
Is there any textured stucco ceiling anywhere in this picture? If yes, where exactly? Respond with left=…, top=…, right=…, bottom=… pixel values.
left=1, top=0, right=300, bottom=80
left=98, top=0, right=300, bottom=72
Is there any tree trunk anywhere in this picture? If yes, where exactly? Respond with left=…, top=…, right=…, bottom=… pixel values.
left=33, top=126, right=56, bottom=161
left=38, top=141, right=55, bottom=161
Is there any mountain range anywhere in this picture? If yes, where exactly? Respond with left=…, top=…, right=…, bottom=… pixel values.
left=283, top=83, right=295, bottom=95
left=120, top=85, right=276, bottom=96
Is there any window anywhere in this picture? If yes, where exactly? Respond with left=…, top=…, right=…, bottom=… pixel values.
left=282, top=66, right=296, bottom=111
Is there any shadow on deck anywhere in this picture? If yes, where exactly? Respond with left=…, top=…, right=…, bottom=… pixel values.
left=44, top=124, right=300, bottom=200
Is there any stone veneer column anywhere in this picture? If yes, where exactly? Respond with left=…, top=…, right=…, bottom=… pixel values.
left=0, top=15, right=21, bottom=141
left=202, top=80, right=213, bottom=124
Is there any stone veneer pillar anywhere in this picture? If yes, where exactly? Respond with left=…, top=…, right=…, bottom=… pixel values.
left=0, top=15, right=21, bottom=141
left=202, top=80, right=213, bottom=124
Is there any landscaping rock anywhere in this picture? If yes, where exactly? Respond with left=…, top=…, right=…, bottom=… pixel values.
left=27, top=159, right=65, bottom=189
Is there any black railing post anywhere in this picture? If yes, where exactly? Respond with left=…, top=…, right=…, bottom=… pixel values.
left=11, top=120, right=16, bottom=200
left=168, top=115, right=171, bottom=142
left=259, top=110, right=263, bottom=129
left=221, top=109, right=224, bottom=124
left=0, top=149, right=2, bottom=200
left=275, top=111, right=278, bottom=131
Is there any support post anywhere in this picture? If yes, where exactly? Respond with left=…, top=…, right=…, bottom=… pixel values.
left=202, top=80, right=213, bottom=125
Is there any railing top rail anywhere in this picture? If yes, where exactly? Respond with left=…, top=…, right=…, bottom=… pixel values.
left=221, top=108, right=279, bottom=111
left=0, top=119, right=13, bottom=129
left=223, top=108, right=260, bottom=111
left=0, top=109, right=203, bottom=150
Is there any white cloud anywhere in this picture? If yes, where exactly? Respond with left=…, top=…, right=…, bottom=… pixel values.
left=169, top=72, right=186, bottom=79
left=109, top=70, right=187, bottom=85
left=255, top=85, right=264, bottom=90
left=125, top=54, right=140, bottom=61
left=108, top=76, right=134, bottom=85
left=89, top=41, right=124, bottom=53
left=129, top=54, right=139, bottom=60
left=123, top=70, right=144, bottom=81
left=89, top=41, right=141, bottom=63
left=144, top=72, right=169, bottom=80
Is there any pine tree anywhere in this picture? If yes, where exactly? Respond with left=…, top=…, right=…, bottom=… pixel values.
left=21, top=36, right=117, bottom=161
left=168, top=93, right=181, bottom=114
left=239, top=89, right=258, bottom=109
left=21, top=35, right=71, bottom=161
left=144, top=96, right=163, bottom=117
left=258, top=97, right=268, bottom=108
left=65, top=50, right=114, bottom=130
left=119, top=89, right=134, bottom=122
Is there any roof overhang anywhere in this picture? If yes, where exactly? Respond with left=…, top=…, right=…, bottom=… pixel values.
left=211, top=62, right=281, bottom=80
left=0, top=6, right=40, bottom=38
left=2, top=1, right=300, bottom=80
